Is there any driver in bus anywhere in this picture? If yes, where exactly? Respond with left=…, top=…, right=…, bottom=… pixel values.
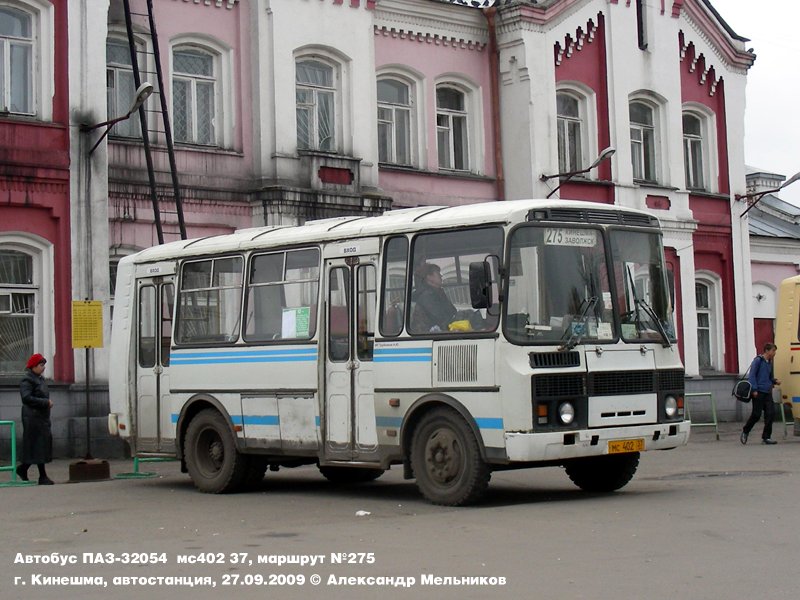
left=411, top=263, right=457, bottom=333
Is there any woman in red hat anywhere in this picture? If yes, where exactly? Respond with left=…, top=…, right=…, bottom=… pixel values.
left=17, top=353, right=54, bottom=485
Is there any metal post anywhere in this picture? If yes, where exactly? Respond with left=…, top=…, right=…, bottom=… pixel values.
left=85, top=346, right=92, bottom=460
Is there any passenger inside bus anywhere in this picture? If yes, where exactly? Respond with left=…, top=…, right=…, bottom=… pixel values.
left=410, top=263, right=457, bottom=333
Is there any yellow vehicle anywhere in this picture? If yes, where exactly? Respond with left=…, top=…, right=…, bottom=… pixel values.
left=773, top=275, right=800, bottom=431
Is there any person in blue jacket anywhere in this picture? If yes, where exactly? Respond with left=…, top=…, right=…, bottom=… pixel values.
left=740, top=343, right=781, bottom=445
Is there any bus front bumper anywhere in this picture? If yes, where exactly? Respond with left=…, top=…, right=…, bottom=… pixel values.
left=504, top=420, right=690, bottom=462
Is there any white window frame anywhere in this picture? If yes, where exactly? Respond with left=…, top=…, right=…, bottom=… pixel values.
left=376, top=74, right=415, bottom=167
left=682, top=103, right=718, bottom=194
left=695, top=272, right=724, bottom=372
left=106, top=35, right=146, bottom=139
left=0, top=0, right=53, bottom=120
left=169, top=36, right=233, bottom=149
left=295, top=55, right=341, bottom=153
left=554, top=83, right=597, bottom=177
left=629, top=99, right=658, bottom=183
left=0, top=232, right=54, bottom=377
left=434, top=76, right=483, bottom=175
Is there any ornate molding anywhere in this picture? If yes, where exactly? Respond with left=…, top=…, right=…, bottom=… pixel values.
left=374, top=26, right=487, bottom=52
left=554, top=17, right=597, bottom=66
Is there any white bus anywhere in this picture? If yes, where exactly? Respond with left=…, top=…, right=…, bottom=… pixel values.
left=108, top=199, right=689, bottom=505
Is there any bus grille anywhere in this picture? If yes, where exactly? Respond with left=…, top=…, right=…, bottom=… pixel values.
left=540, top=208, right=657, bottom=228
left=533, top=373, right=585, bottom=398
left=436, top=344, right=478, bottom=383
left=590, top=371, right=654, bottom=395
left=530, top=351, right=580, bottom=368
left=658, top=369, right=685, bottom=391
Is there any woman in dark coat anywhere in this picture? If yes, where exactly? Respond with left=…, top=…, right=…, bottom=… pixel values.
left=17, top=353, right=54, bottom=485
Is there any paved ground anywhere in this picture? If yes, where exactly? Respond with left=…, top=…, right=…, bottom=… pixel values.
left=1, top=421, right=798, bottom=600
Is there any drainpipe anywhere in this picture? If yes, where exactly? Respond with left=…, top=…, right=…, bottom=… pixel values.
left=484, top=7, right=505, bottom=201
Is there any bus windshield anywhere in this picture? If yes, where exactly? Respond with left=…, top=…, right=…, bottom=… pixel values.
left=609, top=229, right=675, bottom=345
left=505, top=225, right=613, bottom=345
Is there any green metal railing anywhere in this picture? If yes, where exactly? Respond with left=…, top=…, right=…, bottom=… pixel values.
left=0, top=420, right=36, bottom=487
left=114, top=456, right=177, bottom=479
left=685, top=392, right=720, bottom=440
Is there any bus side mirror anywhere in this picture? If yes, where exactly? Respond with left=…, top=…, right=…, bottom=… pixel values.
left=469, top=262, right=492, bottom=309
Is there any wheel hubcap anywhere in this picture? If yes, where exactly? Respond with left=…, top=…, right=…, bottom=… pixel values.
left=197, top=428, right=224, bottom=475
left=425, top=428, right=462, bottom=486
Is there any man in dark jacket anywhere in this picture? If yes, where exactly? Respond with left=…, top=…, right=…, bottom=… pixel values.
left=411, top=263, right=457, bottom=333
left=17, top=353, right=55, bottom=484
left=740, top=343, right=780, bottom=445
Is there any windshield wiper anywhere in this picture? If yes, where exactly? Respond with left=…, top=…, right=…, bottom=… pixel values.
left=559, top=296, right=598, bottom=352
left=625, top=266, right=671, bottom=348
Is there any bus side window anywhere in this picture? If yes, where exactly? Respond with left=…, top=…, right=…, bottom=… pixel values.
left=380, top=236, right=408, bottom=337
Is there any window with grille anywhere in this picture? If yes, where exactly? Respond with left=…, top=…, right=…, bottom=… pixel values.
left=173, top=46, right=216, bottom=145
left=0, top=249, right=36, bottom=376
left=106, top=38, right=143, bottom=138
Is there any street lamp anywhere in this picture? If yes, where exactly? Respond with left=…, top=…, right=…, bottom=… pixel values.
left=738, top=171, right=800, bottom=217
left=541, top=146, right=616, bottom=199
left=82, top=82, right=154, bottom=156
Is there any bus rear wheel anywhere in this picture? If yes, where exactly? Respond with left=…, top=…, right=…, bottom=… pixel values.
left=185, top=408, right=247, bottom=493
left=565, top=452, right=640, bottom=493
left=411, top=408, right=490, bottom=506
left=318, top=466, right=384, bottom=484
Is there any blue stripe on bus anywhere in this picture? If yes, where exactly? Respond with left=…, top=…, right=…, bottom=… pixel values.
left=315, top=416, right=320, bottom=428
left=232, top=415, right=280, bottom=426
left=373, top=348, right=432, bottom=363
left=374, top=347, right=433, bottom=355
left=171, top=413, right=178, bottom=424
left=170, top=349, right=318, bottom=365
left=475, top=418, right=504, bottom=430
left=376, top=416, right=403, bottom=428
left=793, top=397, right=800, bottom=404
left=375, top=416, right=503, bottom=430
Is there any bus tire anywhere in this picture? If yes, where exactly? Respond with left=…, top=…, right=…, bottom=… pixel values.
left=318, top=466, right=384, bottom=484
left=185, top=408, right=247, bottom=493
left=565, top=452, right=640, bottom=493
left=410, top=408, right=490, bottom=506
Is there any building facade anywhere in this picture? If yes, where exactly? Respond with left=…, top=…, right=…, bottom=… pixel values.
left=0, top=0, right=761, bottom=456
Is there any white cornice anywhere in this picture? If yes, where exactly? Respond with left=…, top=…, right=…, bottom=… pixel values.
left=375, top=0, right=489, bottom=46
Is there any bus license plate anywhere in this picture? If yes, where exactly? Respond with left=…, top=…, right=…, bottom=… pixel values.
left=608, top=438, right=645, bottom=454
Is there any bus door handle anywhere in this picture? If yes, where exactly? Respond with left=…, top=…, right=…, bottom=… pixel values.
left=347, top=361, right=358, bottom=371
left=154, top=365, right=164, bottom=375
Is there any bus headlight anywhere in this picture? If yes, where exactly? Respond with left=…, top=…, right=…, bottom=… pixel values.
left=665, top=396, right=678, bottom=418
left=558, top=402, right=575, bottom=425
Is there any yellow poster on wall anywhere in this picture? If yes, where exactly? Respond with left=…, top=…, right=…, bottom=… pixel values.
left=72, top=300, right=104, bottom=348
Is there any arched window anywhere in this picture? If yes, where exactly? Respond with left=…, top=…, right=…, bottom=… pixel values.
left=106, top=37, right=143, bottom=138
left=0, top=5, right=33, bottom=114
left=695, top=277, right=722, bottom=371
left=377, top=78, right=412, bottom=166
left=683, top=112, right=704, bottom=190
left=436, top=85, right=469, bottom=171
left=556, top=92, right=583, bottom=173
left=173, top=45, right=217, bottom=145
left=629, top=100, right=656, bottom=182
left=296, top=59, right=336, bottom=151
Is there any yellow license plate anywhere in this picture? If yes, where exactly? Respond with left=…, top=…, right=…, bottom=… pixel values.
left=608, top=438, right=645, bottom=454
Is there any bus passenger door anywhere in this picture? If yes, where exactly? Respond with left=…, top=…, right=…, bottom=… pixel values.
left=135, top=276, right=175, bottom=453
left=323, top=257, right=379, bottom=462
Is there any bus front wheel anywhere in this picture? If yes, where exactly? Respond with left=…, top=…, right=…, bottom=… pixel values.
left=411, top=408, right=490, bottom=506
left=185, top=408, right=247, bottom=493
left=565, top=452, right=640, bottom=493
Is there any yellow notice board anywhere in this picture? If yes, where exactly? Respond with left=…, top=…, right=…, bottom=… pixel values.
left=72, top=300, right=104, bottom=348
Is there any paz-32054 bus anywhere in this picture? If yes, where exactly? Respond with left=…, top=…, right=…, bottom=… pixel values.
left=108, top=199, right=689, bottom=505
